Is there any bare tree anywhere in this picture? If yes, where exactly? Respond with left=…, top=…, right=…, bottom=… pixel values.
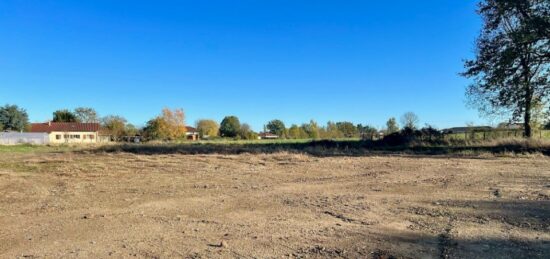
left=400, top=112, right=419, bottom=129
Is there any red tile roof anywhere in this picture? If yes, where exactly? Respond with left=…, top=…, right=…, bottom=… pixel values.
left=186, top=126, right=197, bottom=132
left=30, top=122, right=101, bottom=133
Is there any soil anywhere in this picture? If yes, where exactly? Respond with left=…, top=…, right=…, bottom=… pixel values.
left=0, top=152, right=549, bottom=258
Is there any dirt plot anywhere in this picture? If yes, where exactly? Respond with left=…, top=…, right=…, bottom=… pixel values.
left=0, top=152, right=549, bottom=258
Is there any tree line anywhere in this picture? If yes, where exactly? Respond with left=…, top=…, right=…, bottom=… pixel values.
left=1, top=104, right=455, bottom=141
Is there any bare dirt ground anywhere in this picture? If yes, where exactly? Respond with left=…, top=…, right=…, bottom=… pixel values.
left=0, top=151, right=549, bottom=258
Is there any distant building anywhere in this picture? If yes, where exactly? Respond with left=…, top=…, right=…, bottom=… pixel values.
left=258, top=132, right=279, bottom=140
left=441, top=126, right=493, bottom=134
left=186, top=126, right=200, bottom=141
left=30, top=122, right=108, bottom=144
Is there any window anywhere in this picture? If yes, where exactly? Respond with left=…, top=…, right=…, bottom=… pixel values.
left=74, top=135, right=80, bottom=139
left=89, top=135, right=95, bottom=139
left=83, top=135, right=87, bottom=140
left=64, top=134, right=69, bottom=139
left=56, top=135, right=61, bottom=140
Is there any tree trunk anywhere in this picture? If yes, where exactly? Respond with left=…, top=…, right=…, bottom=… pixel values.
left=524, top=101, right=532, bottom=138
left=522, top=54, right=533, bottom=138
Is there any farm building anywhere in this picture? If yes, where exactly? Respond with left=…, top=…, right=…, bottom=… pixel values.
left=30, top=122, right=109, bottom=144
left=186, top=126, right=200, bottom=141
left=0, top=132, right=50, bottom=145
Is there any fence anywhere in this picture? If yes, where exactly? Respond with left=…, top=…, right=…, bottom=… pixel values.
left=444, top=129, right=550, bottom=141
left=0, top=132, right=50, bottom=145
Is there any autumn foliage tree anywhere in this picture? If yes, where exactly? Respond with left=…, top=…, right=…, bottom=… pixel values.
left=196, top=119, right=219, bottom=138
left=144, top=108, right=187, bottom=140
left=101, top=115, right=127, bottom=141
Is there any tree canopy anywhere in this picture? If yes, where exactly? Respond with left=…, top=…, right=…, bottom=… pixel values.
left=101, top=115, right=127, bottom=141
left=219, top=116, right=241, bottom=138
left=386, top=117, right=399, bottom=134
left=196, top=119, right=220, bottom=138
left=336, top=122, right=358, bottom=138
left=266, top=119, right=286, bottom=137
left=74, top=107, right=99, bottom=123
left=0, top=104, right=29, bottom=131
left=143, top=108, right=186, bottom=140
left=301, top=120, right=320, bottom=139
left=462, top=0, right=550, bottom=137
left=53, top=109, right=79, bottom=122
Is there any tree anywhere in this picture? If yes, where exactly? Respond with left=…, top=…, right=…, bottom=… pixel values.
left=401, top=112, right=419, bottom=129
left=219, top=116, right=241, bottom=138
left=102, top=115, right=127, bottom=141
left=301, top=120, right=320, bottom=139
left=161, top=108, right=187, bottom=139
left=386, top=117, right=400, bottom=134
left=74, top=107, right=99, bottom=123
left=53, top=109, right=79, bottom=122
left=266, top=119, right=286, bottom=138
left=288, top=124, right=308, bottom=139
left=336, top=121, right=358, bottom=138
left=196, top=119, right=219, bottom=138
left=462, top=0, right=550, bottom=138
left=324, top=121, right=343, bottom=139
left=143, top=108, right=187, bottom=140
left=239, top=123, right=257, bottom=140
left=125, top=123, right=139, bottom=136
left=0, top=104, right=29, bottom=131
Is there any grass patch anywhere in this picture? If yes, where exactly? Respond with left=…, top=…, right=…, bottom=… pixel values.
left=0, top=144, right=84, bottom=153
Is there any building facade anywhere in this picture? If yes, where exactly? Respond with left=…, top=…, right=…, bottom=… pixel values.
left=30, top=122, right=105, bottom=144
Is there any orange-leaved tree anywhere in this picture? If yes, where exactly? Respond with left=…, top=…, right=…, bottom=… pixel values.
left=144, top=108, right=186, bottom=140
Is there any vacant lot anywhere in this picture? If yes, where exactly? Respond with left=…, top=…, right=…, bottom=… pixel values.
left=0, top=151, right=549, bottom=258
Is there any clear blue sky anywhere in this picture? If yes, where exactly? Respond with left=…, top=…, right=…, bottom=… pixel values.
left=0, top=0, right=484, bottom=130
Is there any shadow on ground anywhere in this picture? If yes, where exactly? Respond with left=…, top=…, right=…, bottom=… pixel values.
left=93, top=140, right=550, bottom=157
left=371, top=199, right=550, bottom=259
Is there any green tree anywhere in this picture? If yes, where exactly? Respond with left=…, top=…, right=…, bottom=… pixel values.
left=266, top=119, right=286, bottom=138
left=301, top=120, right=320, bottom=139
left=220, top=116, right=241, bottom=138
left=336, top=121, right=358, bottom=138
left=462, top=0, right=550, bottom=138
left=53, top=109, right=79, bottom=122
left=401, top=112, right=419, bottom=129
left=102, top=115, right=127, bottom=141
left=74, top=107, right=99, bottom=123
left=386, top=117, right=399, bottom=134
left=196, top=119, right=219, bottom=138
left=0, top=104, right=29, bottom=131
left=324, top=121, right=343, bottom=139
left=288, top=124, right=308, bottom=139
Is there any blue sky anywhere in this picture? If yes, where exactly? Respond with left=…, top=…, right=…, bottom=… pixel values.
left=0, top=0, right=483, bottom=130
